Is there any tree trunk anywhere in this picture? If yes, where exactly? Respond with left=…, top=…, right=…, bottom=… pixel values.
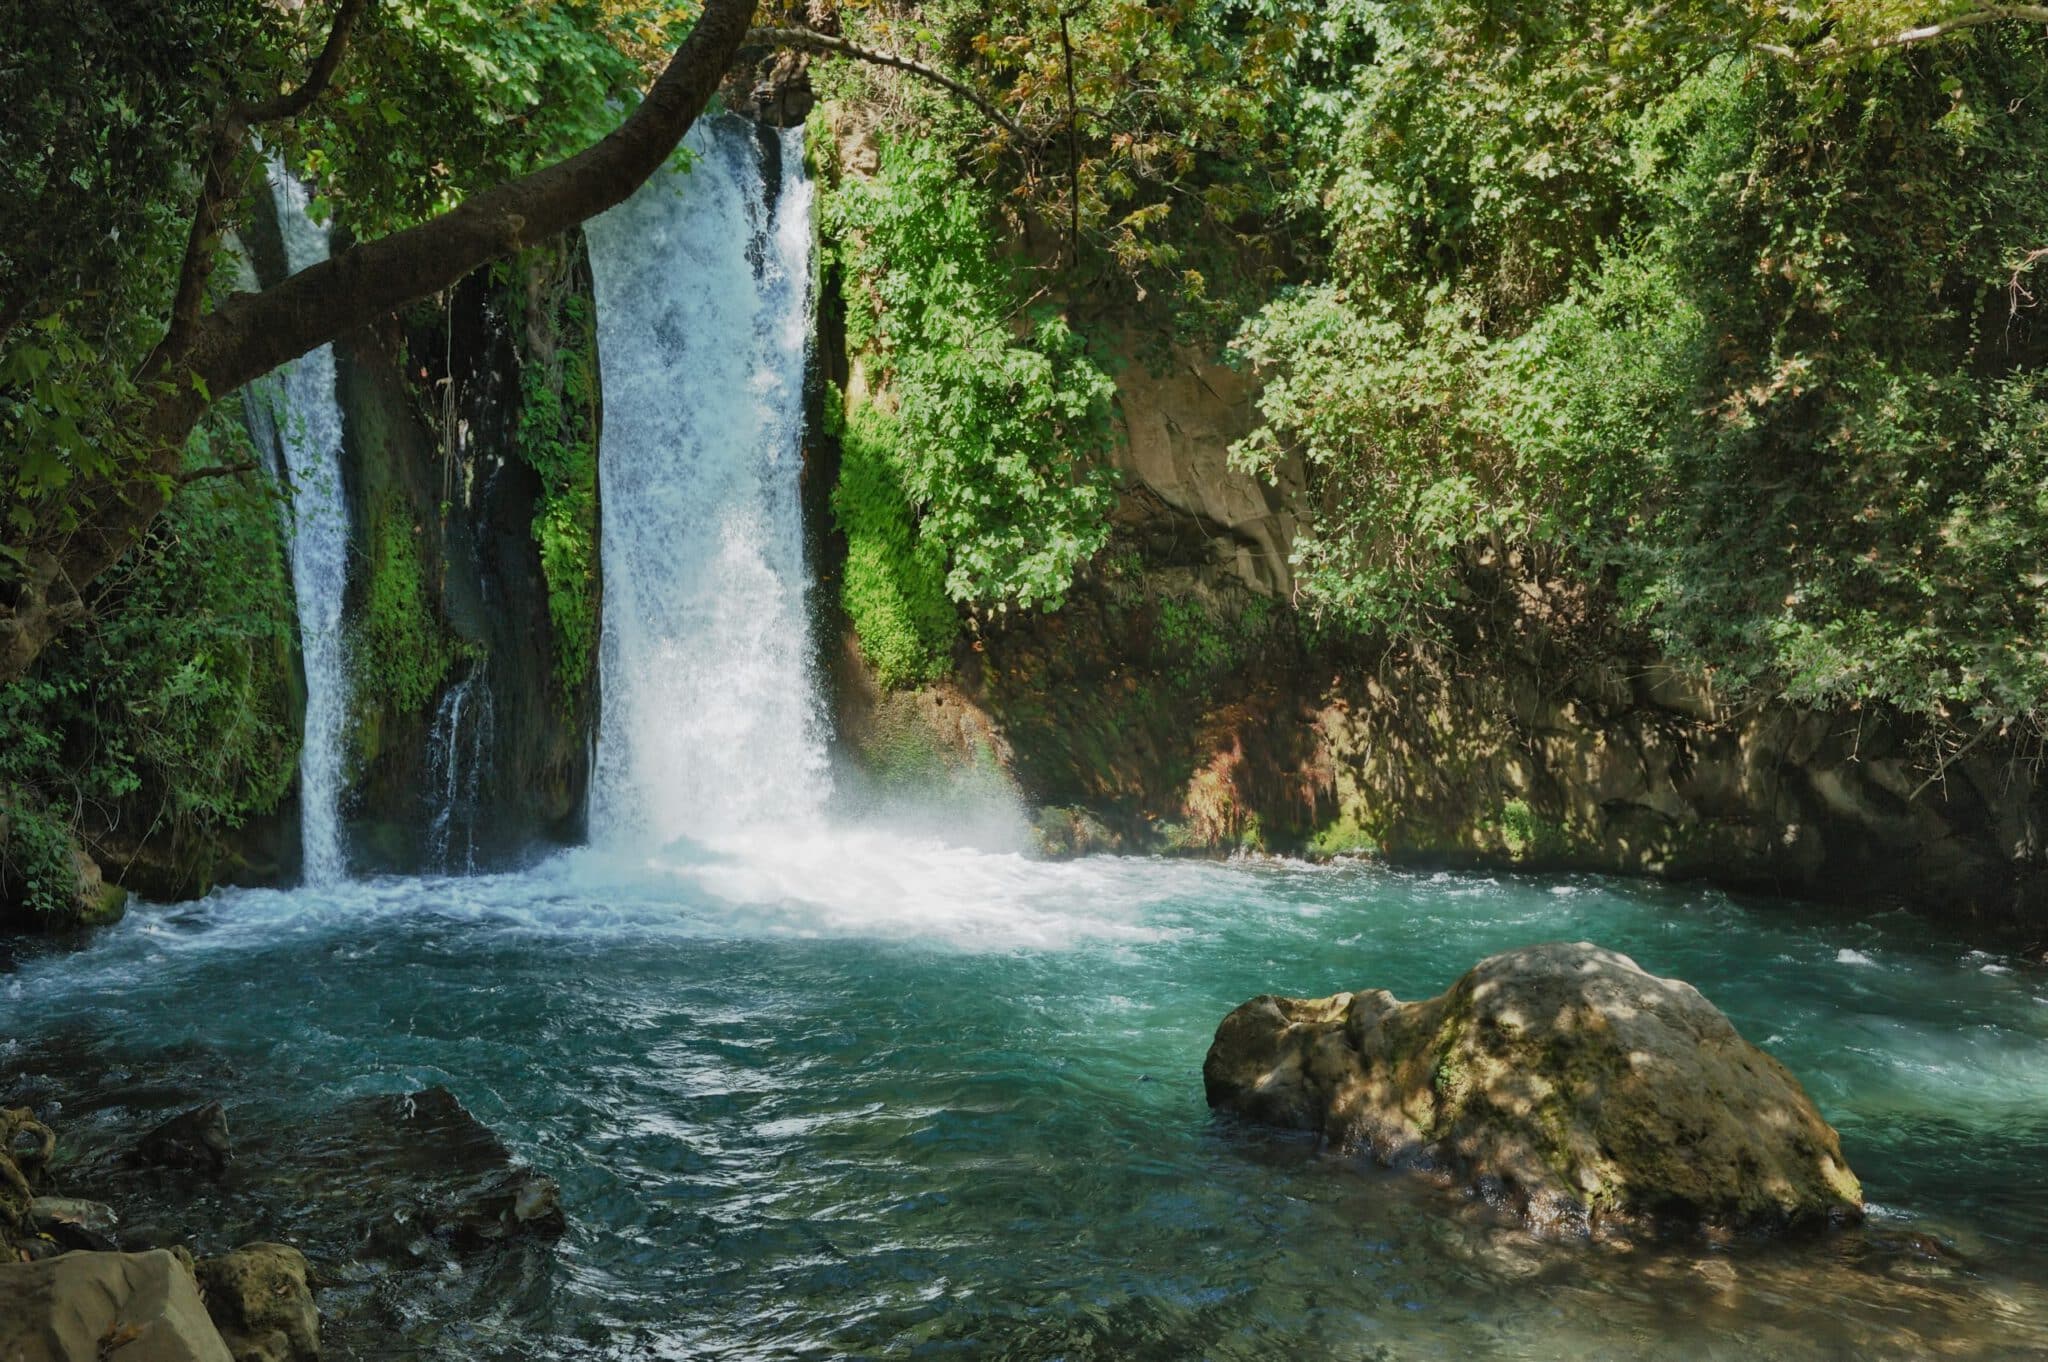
left=0, top=0, right=760, bottom=685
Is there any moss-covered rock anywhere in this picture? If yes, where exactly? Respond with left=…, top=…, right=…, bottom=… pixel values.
left=1205, top=941, right=1864, bottom=1236
left=194, top=1243, right=318, bottom=1362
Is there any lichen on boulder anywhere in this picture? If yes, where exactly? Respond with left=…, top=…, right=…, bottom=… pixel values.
left=1204, top=941, right=1864, bottom=1235
left=194, top=1243, right=318, bottom=1362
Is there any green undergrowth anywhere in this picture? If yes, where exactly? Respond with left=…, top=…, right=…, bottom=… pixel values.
left=817, top=124, right=1119, bottom=627
left=502, top=242, right=602, bottom=712
left=0, top=412, right=299, bottom=920
left=831, top=398, right=957, bottom=687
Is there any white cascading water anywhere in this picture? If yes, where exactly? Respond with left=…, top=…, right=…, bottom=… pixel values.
left=260, top=166, right=354, bottom=884
left=425, top=663, right=494, bottom=874
left=583, top=118, right=829, bottom=847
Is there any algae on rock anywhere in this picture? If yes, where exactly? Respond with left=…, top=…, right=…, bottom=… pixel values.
left=1205, top=941, right=1864, bottom=1236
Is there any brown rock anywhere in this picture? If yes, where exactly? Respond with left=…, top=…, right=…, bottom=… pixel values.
left=131, top=1102, right=232, bottom=1178
left=1204, top=941, right=1864, bottom=1235
left=0, top=1248, right=233, bottom=1361
left=194, top=1244, right=318, bottom=1362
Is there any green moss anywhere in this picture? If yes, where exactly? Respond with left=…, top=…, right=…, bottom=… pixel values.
left=1309, top=813, right=1382, bottom=858
left=1150, top=587, right=1290, bottom=697
left=509, top=255, right=602, bottom=712
left=353, top=494, right=456, bottom=722
left=833, top=400, right=958, bottom=688
left=1498, top=798, right=1565, bottom=862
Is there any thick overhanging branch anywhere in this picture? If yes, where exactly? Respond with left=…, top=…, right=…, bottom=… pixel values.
left=157, top=0, right=370, bottom=370
left=745, top=25, right=1026, bottom=142
left=239, top=0, right=369, bottom=124
left=158, top=124, right=249, bottom=368
left=0, top=0, right=761, bottom=687
left=1755, top=4, right=2048, bottom=61
left=185, top=0, right=758, bottom=405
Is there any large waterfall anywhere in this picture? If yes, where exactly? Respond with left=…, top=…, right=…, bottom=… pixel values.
left=260, top=167, right=354, bottom=884
left=583, top=119, right=828, bottom=847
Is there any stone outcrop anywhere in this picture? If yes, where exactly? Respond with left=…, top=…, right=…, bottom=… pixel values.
left=0, top=1249, right=234, bottom=1362
left=0, top=805, right=128, bottom=931
left=131, top=1103, right=233, bottom=1179
left=1105, top=334, right=1304, bottom=599
left=1205, top=942, right=1864, bottom=1235
left=194, top=1244, right=319, bottom=1362
left=314, top=1087, right=567, bottom=1252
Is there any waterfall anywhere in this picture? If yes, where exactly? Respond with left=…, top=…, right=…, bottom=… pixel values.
left=583, top=118, right=828, bottom=847
left=259, top=167, right=354, bottom=884
left=426, top=662, right=495, bottom=874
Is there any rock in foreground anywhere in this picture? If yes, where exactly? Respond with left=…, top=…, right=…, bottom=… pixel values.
left=194, top=1244, right=319, bottom=1362
left=1204, top=941, right=1863, bottom=1235
left=0, top=1249, right=232, bottom=1362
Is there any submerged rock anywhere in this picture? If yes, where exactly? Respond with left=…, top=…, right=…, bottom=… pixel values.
left=28, top=1196, right=119, bottom=1252
left=131, top=1102, right=233, bottom=1178
left=194, top=1243, right=319, bottom=1362
left=1205, top=941, right=1863, bottom=1235
left=0, top=1248, right=233, bottom=1362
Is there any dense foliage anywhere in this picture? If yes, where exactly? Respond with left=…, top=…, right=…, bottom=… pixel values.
left=1228, top=3, right=2048, bottom=727
left=819, top=134, right=1119, bottom=615
left=0, top=420, right=298, bottom=916
left=5, top=0, right=2047, bottom=915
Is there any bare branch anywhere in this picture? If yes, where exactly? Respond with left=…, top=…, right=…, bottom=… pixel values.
left=745, top=25, right=1026, bottom=141
left=1756, top=4, right=2048, bottom=62
left=2011, top=246, right=2048, bottom=315
left=239, top=0, right=370, bottom=124
left=177, top=461, right=260, bottom=485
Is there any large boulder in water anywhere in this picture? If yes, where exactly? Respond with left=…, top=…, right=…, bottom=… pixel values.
left=194, top=1244, right=318, bottom=1362
left=1204, top=941, right=1863, bottom=1235
left=0, top=1249, right=233, bottom=1361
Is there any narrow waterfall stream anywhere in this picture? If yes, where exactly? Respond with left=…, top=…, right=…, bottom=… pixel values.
left=583, top=118, right=827, bottom=847
left=262, top=167, right=354, bottom=885
left=425, top=662, right=494, bottom=874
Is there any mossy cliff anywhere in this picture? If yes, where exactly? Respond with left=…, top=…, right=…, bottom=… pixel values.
left=330, top=237, right=602, bottom=870
left=809, top=108, right=2045, bottom=938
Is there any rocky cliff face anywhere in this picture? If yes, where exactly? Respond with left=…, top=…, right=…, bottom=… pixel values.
left=819, top=196, right=2044, bottom=934
left=240, top=192, right=601, bottom=877
left=329, top=246, right=601, bottom=871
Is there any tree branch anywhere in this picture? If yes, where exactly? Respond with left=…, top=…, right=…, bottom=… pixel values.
left=1755, top=4, right=2048, bottom=61
left=2011, top=246, right=2048, bottom=314
left=158, top=124, right=248, bottom=368
left=745, top=25, right=1026, bottom=141
left=179, top=0, right=759, bottom=405
left=0, top=0, right=761, bottom=688
left=178, top=461, right=260, bottom=485
left=157, top=0, right=370, bottom=370
left=238, top=0, right=370, bottom=124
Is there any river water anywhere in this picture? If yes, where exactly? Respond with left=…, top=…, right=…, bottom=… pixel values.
left=6, top=844, right=2045, bottom=1359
